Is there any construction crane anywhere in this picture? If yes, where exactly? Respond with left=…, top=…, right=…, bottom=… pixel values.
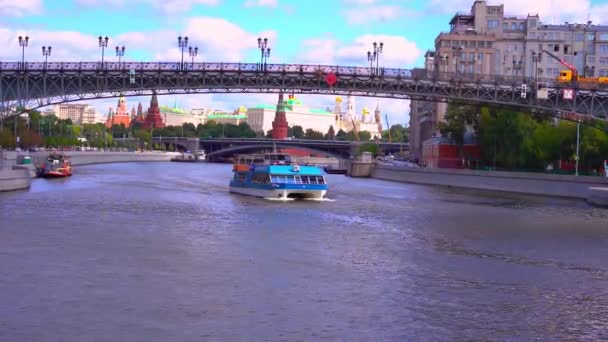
left=542, top=49, right=608, bottom=87
left=350, top=118, right=360, bottom=141
left=384, top=114, right=392, bottom=142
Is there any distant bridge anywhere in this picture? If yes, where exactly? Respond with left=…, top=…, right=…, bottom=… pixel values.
left=143, top=137, right=408, bottom=159
left=1, top=61, right=608, bottom=119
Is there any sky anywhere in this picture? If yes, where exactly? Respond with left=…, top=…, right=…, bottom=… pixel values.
left=3, top=0, right=608, bottom=126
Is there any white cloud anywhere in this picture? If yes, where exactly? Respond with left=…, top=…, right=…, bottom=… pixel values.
left=74, top=0, right=220, bottom=14
left=297, top=34, right=421, bottom=68
left=427, top=0, right=608, bottom=25
left=244, top=0, right=278, bottom=7
left=344, top=5, right=417, bottom=25
left=0, top=0, right=42, bottom=16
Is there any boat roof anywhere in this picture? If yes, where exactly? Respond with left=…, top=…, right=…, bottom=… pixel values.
left=263, top=165, right=324, bottom=176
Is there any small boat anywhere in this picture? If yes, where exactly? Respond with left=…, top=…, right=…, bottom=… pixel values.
left=39, top=153, right=73, bottom=178
left=170, top=151, right=206, bottom=163
left=229, top=153, right=328, bottom=200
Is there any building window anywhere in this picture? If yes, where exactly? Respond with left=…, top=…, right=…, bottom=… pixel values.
left=528, top=19, right=537, bottom=28
left=575, top=33, right=584, bottom=41
left=529, top=32, right=536, bottom=39
left=587, top=33, right=595, bottom=41
left=503, top=22, right=508, bottom=30
left=511, top=23, right=517, bottom=30
left=564, top=32, right=572, bottom=40
left=600, top=33, right=608, bottom=41
left=520, top=23, right=525, bottom=31
left=587, top=44, right=595, bottom=54
left=488, top=19, right=499, bottom=29
left=600, top=69, right=608, bottom=77
left=487, top=41, right=493, bottom=48
left=442, top=40, right=450, bottom=47
left=599, top=44, right=608, bottom=54
left=477, top=41, right=485, bottom=48
left=599, top=57, right=608, bottom=64
left=588, top=56, right=595, bottom=64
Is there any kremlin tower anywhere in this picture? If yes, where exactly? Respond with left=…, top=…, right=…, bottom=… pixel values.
left=106, top=96, right=131, bottom=128
left=271, top=92, right=289, bottom=139
left=143, top=92, right=165, bottom=130
left=131, top=102, right=146, bottom=127
left=374, top=102, right=382, bottom=135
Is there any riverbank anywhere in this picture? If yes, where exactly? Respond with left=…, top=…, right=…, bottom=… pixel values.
left=371, top=163, right=608, bottom=206
left=0, top=151, right=177, bottom=192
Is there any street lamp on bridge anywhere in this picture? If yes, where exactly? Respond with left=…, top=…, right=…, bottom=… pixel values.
left=531, top=50, right=542, bottom=84
left=42, top=46, right=52, bottom=70
left=98, top=36, right=109, bottom=68
left=367, top=41, right=383, bottom=76
left=257, top=37, right=270, bottom=71
left=178, top=36, right=189, bottom=70
left=367, top=50, right=376, bottom=76
left=115, top=46, right=125, bottom=67
left=189, top=46, right=198, bottom=69
left=18, top=35, right=29, bottom=69
left=452, top=46, right=464, bottom=77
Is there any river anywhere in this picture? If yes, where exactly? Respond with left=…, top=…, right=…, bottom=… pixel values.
left=1, top=162, right=607, bottom=341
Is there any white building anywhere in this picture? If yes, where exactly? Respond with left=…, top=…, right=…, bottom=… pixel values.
left=50, top=103, right=98, bottom=125
left=160, top=105, right=206, bottom=126
left=334, top=96, right=383, bottom=139
left=247, top=95, right=336, bottom=135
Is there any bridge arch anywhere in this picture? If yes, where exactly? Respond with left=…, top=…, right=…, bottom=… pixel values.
left=2, top=62, right=607, bottom=119
left=206, top=144, right=345, bottom=160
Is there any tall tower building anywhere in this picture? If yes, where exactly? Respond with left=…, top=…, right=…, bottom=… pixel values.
left=271, top=92, right=289, bottom=139
left=333, top=97, right=343, bottom=117
left=374, top=102, right=382, bottom=133
left=107, top=95, right=131, bottom=128
left=144, top=92, right=165, bottom=129
left=346, top=96, right=356, bottom=120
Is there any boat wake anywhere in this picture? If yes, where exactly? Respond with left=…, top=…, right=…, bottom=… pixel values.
left=263, top=197, right=296, bottom=201
left=304, top=197, right=336, bottom=202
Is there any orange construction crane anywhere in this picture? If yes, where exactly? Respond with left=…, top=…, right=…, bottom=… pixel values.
left=542, top=49, right=608, bottom=87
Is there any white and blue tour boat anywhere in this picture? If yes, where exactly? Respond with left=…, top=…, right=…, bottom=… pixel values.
left=229, top=153, right=328, bottom=200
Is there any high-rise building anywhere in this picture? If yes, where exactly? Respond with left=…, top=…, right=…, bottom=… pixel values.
left=409, top=0, right=608, bottom=157
left=51, top=103, right=98, bottom=125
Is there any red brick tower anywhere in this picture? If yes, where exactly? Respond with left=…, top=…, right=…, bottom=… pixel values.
left=271, top=92, right=288, bottom=139
left=144, top=92, right=165, bottom=129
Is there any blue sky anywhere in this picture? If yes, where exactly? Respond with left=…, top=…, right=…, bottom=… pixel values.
left=3, top=0, right=608, bottom=125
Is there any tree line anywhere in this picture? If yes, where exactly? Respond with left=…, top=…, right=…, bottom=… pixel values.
left=439, top=104, right=608, bottom=175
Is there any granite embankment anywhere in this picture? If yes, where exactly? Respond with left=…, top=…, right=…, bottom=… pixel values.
left=0, top=151, right=177, bottom=192
left=372, top=163, right=608, bottom=206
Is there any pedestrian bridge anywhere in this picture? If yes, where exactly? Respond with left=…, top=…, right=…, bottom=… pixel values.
left=2, top=61, right=608, bottom=119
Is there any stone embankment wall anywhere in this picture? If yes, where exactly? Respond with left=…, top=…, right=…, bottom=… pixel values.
left=0, top=151, right=176, bottom=192
left=372, top=164, right=608, bottom=204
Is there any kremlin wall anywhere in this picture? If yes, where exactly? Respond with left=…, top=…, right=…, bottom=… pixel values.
left=46, top=93, right=386, bottom=140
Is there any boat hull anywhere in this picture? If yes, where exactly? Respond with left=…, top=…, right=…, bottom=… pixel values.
left=229, top=183, right=327, bottom=200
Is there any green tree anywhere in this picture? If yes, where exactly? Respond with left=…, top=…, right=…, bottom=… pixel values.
left=325, top=125, right=335, bottom=140
left=359, top=131, right=371, bottom=141
left=291, top=125, right=305, bottom=139
left=357, top=143, right=379, bottom=156
left=304, top=129, right=324, bottom=140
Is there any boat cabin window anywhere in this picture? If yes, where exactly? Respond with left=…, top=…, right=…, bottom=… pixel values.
left=252, top=173, right=271, bottom=184
left=235, top=173, right=247, bottom=182
left=265, top=153, right=292, bottom=165
left=270, top=175, right=325, bottom=184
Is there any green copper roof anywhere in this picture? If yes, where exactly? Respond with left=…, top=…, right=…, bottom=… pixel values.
left=251, top=103, right=332, bottom=115
left=159, top=105, right=189, bottom=115
left=207, top=114, right=248, bottom=120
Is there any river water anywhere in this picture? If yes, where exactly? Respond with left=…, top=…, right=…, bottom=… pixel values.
left=1, top=162, right=607, bottom=341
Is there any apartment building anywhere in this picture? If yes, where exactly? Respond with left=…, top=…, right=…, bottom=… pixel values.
left=409, top=0, right=608, bottom=157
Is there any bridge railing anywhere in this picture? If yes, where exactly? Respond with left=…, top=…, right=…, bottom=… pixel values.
left=3, top=61, right=608, bottom=91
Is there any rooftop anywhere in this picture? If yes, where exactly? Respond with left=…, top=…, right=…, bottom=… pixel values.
left=159, top=105, right=190, bottom=115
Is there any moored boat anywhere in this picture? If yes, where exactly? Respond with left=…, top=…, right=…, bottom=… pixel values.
left=229, top=153, right=328, bottom=200
left=39, top=153, right=72, bottom=178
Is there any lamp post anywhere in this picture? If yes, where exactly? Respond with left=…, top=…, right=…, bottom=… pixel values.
left=512, top=56, right=523, bottom=78
left=531, top=50, right=542, bottom=85
left=98, top=36, right=109, bottom=68
left=372, top=41, right=383, bottom=75
left=42, top=45, right=51, bottom=70
left=188, top=46, right=198, bottom=69
left=439, top=55, right=449, bottom=78
left=575, top=116, right=581, bottom=176
left=18, top=35, right=29, bottom=69
left=367, top=50, right=377, bottom=76
left=257, top=37, right=270, bottom=71
left=452, top=46, right=463, bottom=77
left=178, top=36, right=189, bottom=70
left=115, top=46, right=125, bottom=68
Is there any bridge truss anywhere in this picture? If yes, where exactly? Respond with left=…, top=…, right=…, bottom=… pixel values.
left=1, top=61, right=608, bottom=119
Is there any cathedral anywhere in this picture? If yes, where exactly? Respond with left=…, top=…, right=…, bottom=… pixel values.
left=333, top=96, right=382, bottom=139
